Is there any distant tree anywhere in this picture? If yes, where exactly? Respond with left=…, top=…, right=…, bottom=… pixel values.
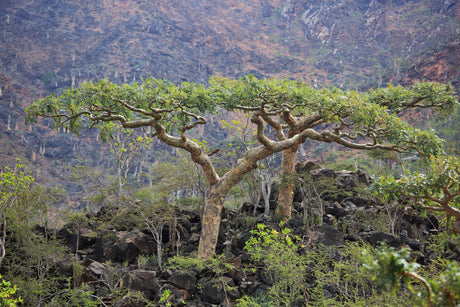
left=148, top=153, right=208, bottom=205
left=108, top=127, right=152, bottom=197
left=26, top=76, right=456, bottom=258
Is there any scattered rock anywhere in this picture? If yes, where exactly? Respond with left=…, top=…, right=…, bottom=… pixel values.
left=311, top=225, right=345, bottom=246
left=359, top=231, right=401, bottom=247
left=108, top=230, right=156, bottom=264
left=81, top=260, right=107, bottom=283
left=120, top=270, right=159, bottom=300
left=168, top=271, right=197, bottom=291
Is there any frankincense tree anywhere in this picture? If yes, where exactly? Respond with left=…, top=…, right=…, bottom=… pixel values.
left=26, top=76, right=457, bottom=258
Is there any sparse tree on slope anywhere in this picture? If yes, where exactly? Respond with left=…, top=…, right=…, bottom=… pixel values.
left=26, top=76, right=456, bottom=258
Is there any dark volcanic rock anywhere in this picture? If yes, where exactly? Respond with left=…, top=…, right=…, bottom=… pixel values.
left=120, top=270, right=159, bottom=300
left=168, top=271, right=197, bottom=291
left=311, top=225, right=345, bottom=246
left=81, top=260, right=107, bottom=283
left=359, top=231, right=401, bottom=247
left=108, top=230, right=156, bottom=264
left=200, top=277, right=236, bottom=305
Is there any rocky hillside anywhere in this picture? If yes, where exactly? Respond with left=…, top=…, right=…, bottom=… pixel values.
left=1, top=0, right=458, bottom=90
left=0, top=0, right=459, bottom=189
left=24, top=163, right=459, bottom=306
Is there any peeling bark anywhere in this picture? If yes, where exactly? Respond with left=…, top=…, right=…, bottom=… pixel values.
left=275, top=145, right=299, bottom=220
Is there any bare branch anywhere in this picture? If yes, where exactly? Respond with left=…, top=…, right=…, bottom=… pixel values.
left=259, top=107, right=286, bottom=141
left=181, top=118, right=206, bottom=141
left=250, top=113, right=276, bottom=150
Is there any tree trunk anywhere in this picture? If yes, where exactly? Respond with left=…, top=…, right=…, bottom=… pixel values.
left=198, top=184, right=227, bottom=259
left=197, top=148, right=266, bottom=258
left=261, top=178, right=271, bottom=215
left=275, top=145, right=299, bottom=220
left=0, top=215, right=6, bottom=269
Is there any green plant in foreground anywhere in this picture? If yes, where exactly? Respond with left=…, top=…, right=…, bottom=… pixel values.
left=365, top=245, right=460, bottom=307
left=159, top=289, right=172, bottom=307
left=243, top=223, right=306, bottom=306
left=0, top=275, right=23, bottom=306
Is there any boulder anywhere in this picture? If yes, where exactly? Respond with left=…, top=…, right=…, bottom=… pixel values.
left=108, top=230, right=156, bottom=264
left=81, top=260, right=107, bottom=283
left=226, top=256, right=243, bottom=281
left=311, top=225, right=344, bottom=246
left=57, top=225, right=96, bottom=253
left=168, top=271, right=197, bottom=291
left=55, top=253, right=75, bottom=277
left=200, top=277, right=236, bottom=305
left=120, top=270, right=159, bottom=300
left=336, top=171, right=357, bottom=189
left=359, top=231, right=401, bottom=247
left=311, top=168, right=337, bottom=180
left=325, top=202, right=349, bottom=218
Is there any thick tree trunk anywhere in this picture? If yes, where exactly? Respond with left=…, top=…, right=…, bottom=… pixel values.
left=198, top=183, right=228, bottom=259
left=275, top=145, right=299, bottom=220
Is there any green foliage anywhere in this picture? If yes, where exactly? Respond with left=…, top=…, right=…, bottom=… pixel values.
left=236, top=293, right=271, bottom=307
left=26, top=76, right=456, bottom=161
left=429, top=262, right=460, bottom=306
left=365, top=245, right=460, bottom=306
left=168, top=254, right=235, bottom=276
left=137, top=254, right=157, bottom=269
left=432, top=105, right=460, bottom=154
left=368, top=82, right=457, bottom=115
left=245, top=223, right=306, bottom=306
left=46, top=282, right=101, bottom=307
left=176, top=196, right=205, bottom=209
left=146, top=153, right=208, bottom=204
left=6, top=235, right=69, bottom=306
left=0, top=275, right=23, bottom=306
left=26, top=77, right=217, bottom=136
left=371, top=155, right=460, bottom=225
left=306, top=242, right=412, bottom=306
left=0, top=160, right=36, bottom=270
left=242, top=229, right=415, bottom=306
left=364, top=245, right=421, bottom=292
left=159, top=289, right=172, bottom=307
left=113, top=289, right=155, bottom=307
left=72, top=262, right=84, bottom=288
left=0, top=159, right=35, bottom=215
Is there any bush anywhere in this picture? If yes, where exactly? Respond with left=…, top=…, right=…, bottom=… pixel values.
left=244, top=223, right=307, bottom=306
left=0, top=275, right=22, bottom=306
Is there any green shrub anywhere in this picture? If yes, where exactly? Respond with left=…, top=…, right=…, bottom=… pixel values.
left=365, top=245, right=460, bottom=307
left=0, top=275, right=23, bottom=306
left=244, top=223, right=306, bottom=306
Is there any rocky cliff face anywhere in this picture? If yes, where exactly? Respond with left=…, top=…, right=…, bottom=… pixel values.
left=0, top=0, right=458, bottom=192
